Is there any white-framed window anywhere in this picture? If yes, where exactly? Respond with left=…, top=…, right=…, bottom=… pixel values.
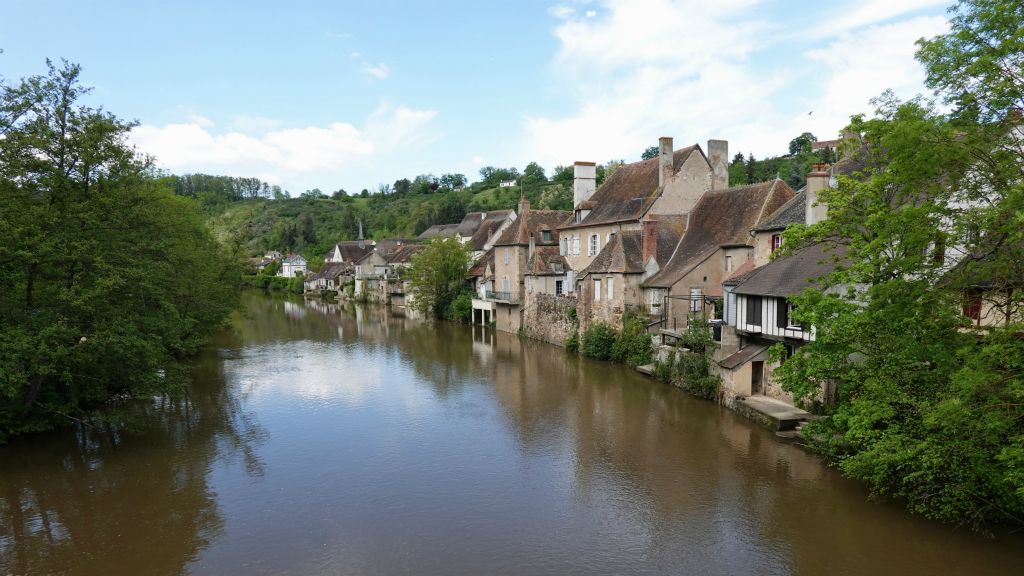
left=594, top=279, right=602, bottom=302
left=607, top=276, right=614, bottom=300
left=690, top=287, right=702, bottom=312
left=502, top=275, right=510, bottom=293
left=725, top=255, right=733, bottom=272
left=560, top=237, right=567, bottom=255
left=589, top=234, right=599, bottom=256
left=527, top=276, right=534, bottom=293
left=772, top=234, right=783, bottom=252
left=503, top=248, right=510, bottom=264
left=572, top=236, right=580, bottom=255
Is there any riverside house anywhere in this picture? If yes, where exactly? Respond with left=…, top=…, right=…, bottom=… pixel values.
left=279, top=254, right=307, bottom=277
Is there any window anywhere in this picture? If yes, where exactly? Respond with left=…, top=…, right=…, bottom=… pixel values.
left=527, top=277, right=534, bottom=293
left=725, top=255, right=733, bottom=272
left=607, top=276, right=614, bottom=300
left=589, top=234, right=599, bottom=256
left=776, top=298, right=789, bottom=328
left=503, top=248, right=510, bottom=265
left=594, top=279, right=602, bottom=302
left=771, top=234, right=783, bottom=252
left=572, top=236, right=580, bottom=256
left=555, top=280, right=563, bottom=295
left=607, top=233, right=613, bottom=245
left=542, top=230, right=552, bottom=243
left=502, top=275, right=510, bottom=294
left=746, top=296, right=762, bottom=326
left=690, top=288, right=701, bottom=312
left=560, top=238, right=567, bottom=255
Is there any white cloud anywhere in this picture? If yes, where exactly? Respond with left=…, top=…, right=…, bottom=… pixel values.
left=130, top=104, right=437, bottom=191
left=585, top=9, right=596, bottom=17
left=525, top=0, right=949, bottom=165
left=549, top=5, right=576, bottom=19
left=816, top=0, right=950, bottom=37
left=361, top=62, right=391, bottom=80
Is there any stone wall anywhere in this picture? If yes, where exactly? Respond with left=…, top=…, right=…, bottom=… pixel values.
left=521, top=293, right=578, bottom=346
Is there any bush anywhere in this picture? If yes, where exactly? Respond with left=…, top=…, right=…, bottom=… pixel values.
left=581, top=323, right=617, bottom=360
left=612, top=313, right=653, bottom=367
left=564, top=330, right=579, bottom=353
left=446, top=291, right=473, bottom=323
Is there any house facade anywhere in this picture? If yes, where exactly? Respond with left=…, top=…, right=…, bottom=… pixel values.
left=280, top=254, right=307, bottom=277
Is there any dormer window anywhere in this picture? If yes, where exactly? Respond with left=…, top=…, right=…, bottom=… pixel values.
left=574, top=211, right=582, bottom=224
left=771, top=234, right=783, bottom=252
left=541, top=230, right=552, bottom=243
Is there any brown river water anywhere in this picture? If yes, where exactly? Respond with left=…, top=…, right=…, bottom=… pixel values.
left=1, top=292, right=1022, bottom=575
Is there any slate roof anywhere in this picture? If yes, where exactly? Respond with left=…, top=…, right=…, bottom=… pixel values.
left=456, top=210, right=514, bottom=237
left=561, top=145, right=704, bottom=229
left=325, top=241, right=373, bottom=262
left=578, top=231, right=645, bottom=278
left=732, top=242, right=845, bottom=297
left=753, top=189, right=806, bottom=232
left=312, top=262, right=348, bottom=280
left=644, top=180, right=796, bottom=288
left=718, top=345, right=770, bottom=370
left=493, top=207, right=570, bottom=247
left=469, top=219, right=502, bottom=251
left=526, top=245, right=570, bottom=276
left=283, top=254, right=306, bottom=264
left=417, top=224, right=460, bottom=240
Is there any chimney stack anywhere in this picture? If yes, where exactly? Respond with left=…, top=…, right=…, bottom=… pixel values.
left=805, top=163, right=831, bottom=225
left=518, top=196, right=530, bottom=216
left=358, top=219, right=365, bottom=249
left=529, top=233, right=536, bottom=259
left=642, top=215, right=658, bottom=265
left=658, top=136, right=673, bottom=187
left=708, top=139, right=729, bottom=190
left=573, top=161, right=597, bottom=206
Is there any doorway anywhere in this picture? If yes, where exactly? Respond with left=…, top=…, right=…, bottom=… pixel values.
left=751, top=361, right=764, bottom=395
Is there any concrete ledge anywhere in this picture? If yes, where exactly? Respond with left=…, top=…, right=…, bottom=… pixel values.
left=732, top=395, right=810, bottom=431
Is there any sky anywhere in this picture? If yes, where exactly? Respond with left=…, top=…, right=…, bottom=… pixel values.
left=0, top=0, right=953, bottom=194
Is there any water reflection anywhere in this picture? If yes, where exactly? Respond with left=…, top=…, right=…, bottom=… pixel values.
left=1, top=293, right=1021, bottom=576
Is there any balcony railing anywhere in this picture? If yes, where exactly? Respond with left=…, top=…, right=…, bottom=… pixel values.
left=485, top=291, right=520, bottom=304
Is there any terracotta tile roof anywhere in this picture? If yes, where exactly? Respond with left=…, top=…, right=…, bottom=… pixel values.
left=525, top=245, right=569, bottom=276
left=493, top=208, right=571, bottom=247
left=469, top=248, right=494, bottom=278
left=753, top=189, right=806, bottom=232
left=385, top=244, right=424, bottom=264
left=562, top=145, right=702, bottom=229
left=733, top=243, right=845, bottom=297
left=644, top=180, right=796, bottom=288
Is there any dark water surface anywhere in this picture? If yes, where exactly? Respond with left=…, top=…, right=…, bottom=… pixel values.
left=2, top=293, right=1022, bottom=575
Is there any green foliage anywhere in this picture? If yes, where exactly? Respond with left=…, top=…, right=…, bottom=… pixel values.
left=406, top=237, right=471, bottom=319
left=789, top=132, right=817, bottom=155
left=774, top=0, right=1024, bottom=528
left=0, top=61, right=238, bottom=441
left=446, top=290, right=473, bottom=324
left=611, top=313, right=653, bottom=367
left=564, top=330, right=580, bottom=354
left=641, top=145, right=659, bottom=160
left=581, top=323, right=617, bottom=361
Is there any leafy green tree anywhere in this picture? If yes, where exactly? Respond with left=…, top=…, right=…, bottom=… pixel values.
left=641, top=145, right=659, bottom=160
left=776, top=0, right=1024, bottom=528
left=0, top=60, right=238, bottom=440
left=788, top=131, right=817, bottom=155
left=439, top=173, right=466, bottom=190
left=551, top=165, right=573, bottom=188
left=405, top=237, right=471, bottom=318
left=744, top=153, right=756, bottom=184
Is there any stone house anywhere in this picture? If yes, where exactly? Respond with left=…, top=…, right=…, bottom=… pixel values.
left=573, top=214, right=688, bottom=329
left=325, top=240, right=373, bottom=265
left=486, top=198, right=570, bottom=333
left=558, top=137, right=728, bottom=282
left=642, top=179, right=796, bottom=333
left=304, top=262, right=348, bottom=292
left=469, top=249, right=497, bottom=324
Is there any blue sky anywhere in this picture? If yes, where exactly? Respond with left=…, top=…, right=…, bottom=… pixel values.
left=1, top=0, right=952, bottom=194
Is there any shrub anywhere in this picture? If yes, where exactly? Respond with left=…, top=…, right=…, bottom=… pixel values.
left=447, top=291, right=473, bottom=323
left=581, top=323, right=617, bottom=361
left=612, top=313, right=653, bottom=367
left=564, top=330, right=579, bottom=353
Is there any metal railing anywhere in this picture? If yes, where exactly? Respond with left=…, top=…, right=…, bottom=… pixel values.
left=485, top=291, right=520, bottom=304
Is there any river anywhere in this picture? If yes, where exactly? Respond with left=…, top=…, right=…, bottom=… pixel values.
left=1, top=293, right=1021, bottom=575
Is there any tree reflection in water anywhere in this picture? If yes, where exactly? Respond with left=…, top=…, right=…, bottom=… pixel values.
left=0, top=336, right=266, bottom=576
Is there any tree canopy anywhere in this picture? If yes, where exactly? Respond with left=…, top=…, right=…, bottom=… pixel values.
left=0, top=61, right=239, bottom=441
left=405, top=237, right=471, bottom=319
left=775, top=0, right=1024, bottom=529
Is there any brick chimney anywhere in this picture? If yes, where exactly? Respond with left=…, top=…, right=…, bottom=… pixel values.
left=518, top=196, right=530, bottom=216
left=708, top=139, right=729, bottom=190
left=529, top=232, right=536, bottom=259
left=805, top=163, right=831, bottom=225
left=642, top=215, right=658, bottom=264
left=658, top=136, right=673, bottom=187
left=573, top=161, right=596, bottom=206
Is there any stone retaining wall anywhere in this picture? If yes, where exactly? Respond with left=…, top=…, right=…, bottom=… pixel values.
left=521, top=293, right=578, bottom=347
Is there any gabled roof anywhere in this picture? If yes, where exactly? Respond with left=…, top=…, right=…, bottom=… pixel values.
left=525, top=246, right=569, bottom=276
left=733, top=243, right=844, bottom=297
left=753, top=189, right=806, bottom=232
left=561, top=145, right=703, bottom=229
left=385, top=244, right=424, bottom=264
left=579, top=231, right=645, bottom=277
left=417, top=224, right=460, bottom=240
left=722, top=258, right=758, bottom=286
left=283, top=254, right=306, bottom=264
left=644, top=179, right=796, bottom=288
left=313, top=262, right=349, bottom=280
left=493, top=207, right=570, bottom=247
left=456, top=210, right=514, bottom=237
left=469, top=219, right=501, bottom=251
left=326, top=241, right=373, bottom=262
left=469, top=248, right=494, bottom=278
